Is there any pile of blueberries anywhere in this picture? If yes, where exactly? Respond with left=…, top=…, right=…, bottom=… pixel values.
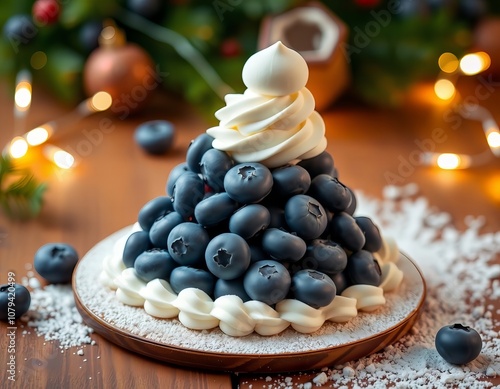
left=125, top=133, right=384, bottom=309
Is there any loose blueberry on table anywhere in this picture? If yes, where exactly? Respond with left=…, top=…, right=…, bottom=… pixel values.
left=435, top=323, right=482, bottom=365
left=34, top=243, right=79, bottom=284
left=0, top=284, right=31, bottom=321
left=134, top=120, right=175, bottom=155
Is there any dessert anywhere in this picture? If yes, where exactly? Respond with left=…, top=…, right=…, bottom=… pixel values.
left=100, top=42, right=403, bottom=337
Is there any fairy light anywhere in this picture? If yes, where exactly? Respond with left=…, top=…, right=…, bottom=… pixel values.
left=8, top=137, right=29, bottom=159
left=26, top=124, right=54, bottom=146
left=436, top=153, right=471, bottom=169
left=438, top=52, right=459, bottom=74
left=14, top=71, right=32, bottom=113
left=43, top=145, right=76, bottom=169
left=434, top=79, right=456, bottom=100
left=459, top=52, right=491, bottom=76
left=421, top=152, right=472, bottom=170
left=89, top=91, right=113, bottom=112
left=485, top=127, right=500, bottom=157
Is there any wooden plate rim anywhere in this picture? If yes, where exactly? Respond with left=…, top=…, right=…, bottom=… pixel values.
left=73, top=227, right=426, bottom=372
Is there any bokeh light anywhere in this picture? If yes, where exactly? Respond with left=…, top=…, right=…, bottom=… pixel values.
left=434, top=79, right=456, bottom=100
left=438, top=52, right=459, bottom=74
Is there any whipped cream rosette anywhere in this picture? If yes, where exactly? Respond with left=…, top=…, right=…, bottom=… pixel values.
left=207, top=41, right=327, bottom=168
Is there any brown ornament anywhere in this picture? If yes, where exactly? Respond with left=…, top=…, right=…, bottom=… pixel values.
left=83, top=21, right=158, bottom=117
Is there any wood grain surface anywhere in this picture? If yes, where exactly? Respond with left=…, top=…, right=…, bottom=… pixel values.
left=0, top=75, right=499, bottom=389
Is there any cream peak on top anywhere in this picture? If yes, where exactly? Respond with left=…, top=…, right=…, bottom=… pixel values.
left=242, top=41, right=309, bottom=96
left=207, top=41, right=327, bottom=168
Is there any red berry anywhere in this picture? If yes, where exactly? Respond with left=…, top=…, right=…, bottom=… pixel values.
left=32, top=0, right=60, bottom=26
left=220, top=38, right=241, bottom=58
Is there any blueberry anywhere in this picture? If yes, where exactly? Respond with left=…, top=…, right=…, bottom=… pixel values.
left=355, top=216, right=383, bottom=252
left=303, top=239, right=348, bottom=274
left=169, top=266, right=215, bottom=296
left=297, top=151, right=335, bottom=178
left=266, top=205, right=289, bottom=230
left=329, top=272, right=350, bottom=294
left=248, top=243, right=273, bottom=263
left=167, top=222, right=210, bottom=267
left=0, top=284, right=31, bottom=321
left=435, top=324, right=482, bottom=365
left=345, top=250, right=381, bottom=286
left=224, top=163, right=273, bottom=204
left=261, top=228, right=306, bottom=262
left=186, top=134, right=214, bottom=173
left=308, top=175, right=352, bottom=213
left=149, top=211, right=184, bottom=249
left=271, top=165, right=311, bottom=198
left=171, top=171, right=204, bottom=219
left=229, top=204, right=270, bottom=239
left=134, top=120, right=175, bottom=155
left=194, top=193, right=239, bottom=227
left=200, top=149, right=233, bottom=193
left=205, top=233, right=251, bottom=280
left=123, top=231, right=152, bottom=268
left=214, top=278, right=251, bottom=301
left=284, top=195, right=328, bottom=240
left=134, top=249, right=177, bottom=282
left=34, top=243, right=79, bottom=284
left=329, top=212, right=366, bottom=252
left=345, top=187, right=357, bottom=215
left=166, top=162, right=190, bottom=196
left=243, top=260, right=291, bottom=305
left=2, top=14, right=37, bottom=46
left=291, top=270, right=336, bottom=308
left=138, top=196, right=174, bottom=231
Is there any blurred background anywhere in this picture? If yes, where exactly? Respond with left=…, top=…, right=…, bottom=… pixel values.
left=1, top=0, right=500, bottom=220
left=1, top=0, right=500, bottom=114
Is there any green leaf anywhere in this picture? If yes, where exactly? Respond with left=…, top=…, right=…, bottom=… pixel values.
left=0, top=155, right=47, bottom=220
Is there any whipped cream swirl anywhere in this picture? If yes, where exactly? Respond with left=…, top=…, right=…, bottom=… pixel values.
left=207, top=41, right=327, bottom=168
left=101, top=226, right=404, bottom=336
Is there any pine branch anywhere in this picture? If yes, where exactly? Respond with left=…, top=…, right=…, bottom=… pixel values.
left=0, top=155, right=47, bottom=220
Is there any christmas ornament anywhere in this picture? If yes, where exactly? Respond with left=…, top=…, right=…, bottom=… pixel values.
left=32, top=0, right=61, bottom=26
left=2, top=14, right=37, bottom=48
left=78, top=20, right=103, bottom=53
left=220, top=38, right=242, bottom=58
left=126, top=0, right=164, bottom=20
left=354, top=0, right=381, bottom=8
left=83, top=21, right=157, bottom=116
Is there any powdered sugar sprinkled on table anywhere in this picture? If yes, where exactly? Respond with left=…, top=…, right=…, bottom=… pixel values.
left=20, top=283, right=95, bottom=349
left=239, top=184, right=500, bottom=388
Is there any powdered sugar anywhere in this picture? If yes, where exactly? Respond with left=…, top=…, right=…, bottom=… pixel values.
left=241, top=184, right=500, bottom=388
left=22, top=283, right=94, bottom=349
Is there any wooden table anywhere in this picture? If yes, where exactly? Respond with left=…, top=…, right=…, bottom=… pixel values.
left=0, top=76, right=498, bottom=388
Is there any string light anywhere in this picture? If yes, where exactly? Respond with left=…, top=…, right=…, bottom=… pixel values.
left=434, top=79, right=456, bottom=100
left=485, top=127, right=500, bottom=157
left=8, top=137, right=29, bottom=159
left=428, top=51, right=499, bottom=170
left=438, top=52, right=459, bottom=74
left=459, top=52, right=491, bottom=76
left=43, top=145, right=76, bottom=169
left=14, top=70, right=32, bottom=113
left=4, top=91, right=112, bottom=158
left=26, top=124, right=54, bottom=146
